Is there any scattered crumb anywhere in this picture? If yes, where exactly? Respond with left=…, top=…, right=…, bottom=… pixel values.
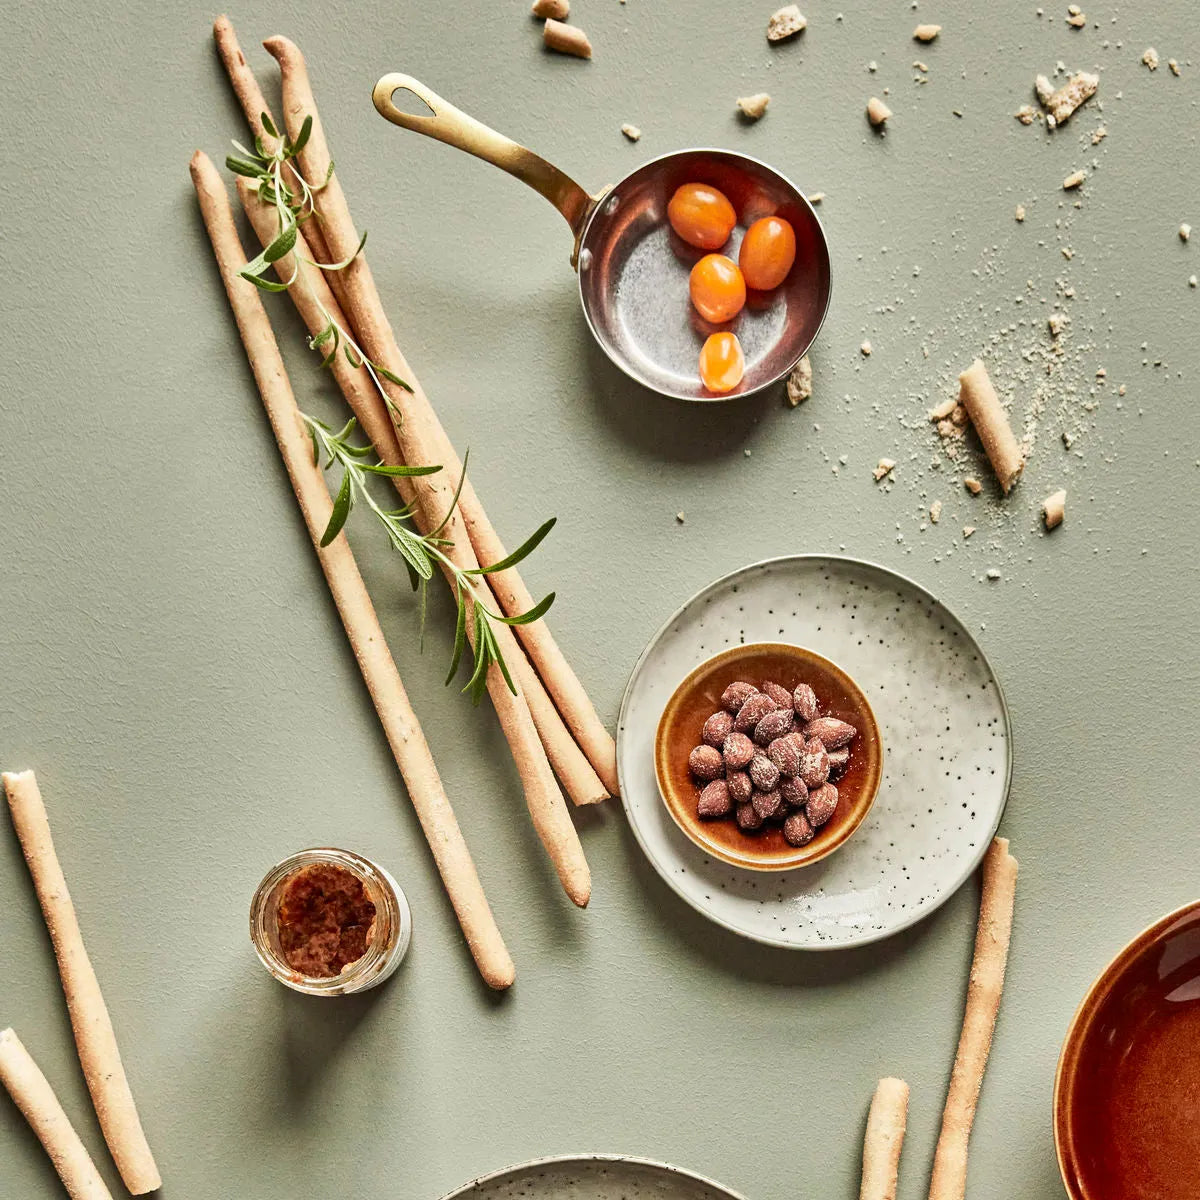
left=1042, top=488, right=1066, bottom=529
left=860, top=339, right=873, bottom=356
left=1142, top=47, right=1159, bottom=70
left=1036, top=71, right=1098, bottom=126
left=1035, top=74, right=1056, bottom=106
left=1190, top=275, right=1198, bottom=288
left=767, top=5, right=807, bottom=42
left=873, top=458, right=896, bottom=481
left=1063, top=169, right=1086, bottom=190
left=1015, top=105, right=1038, bottom=124
left=963, top=526, right=976, bottom=539
left=675, top=511, right=686, bottom=524
left=808, top=191, right=825, bottom=204
left=913, top=23, right=941, bottom=41
left=1015, top=204, right=1026, bottom=222
left=928, top=396, right=958, bottom=420
left=929, top=499, right=943, bottom=523
left=1168, top=59, right=1180, bottom=76
left=737, top=93, right=771, bottom=120
left=1091, top=126, right=1107, bottom=144
left=1066, top=5, right=1086, bottom=28
left=986, top=568, right=1001, bottom=580
left=531, top=0, right=568, bottom=17
left=867, top=97, right=893, bottom=127
left=914, top=60, right=929, bottom=72
left=1062, top=430, right=1073, bottom=448
left=1061, top=246, right=1074, bottom=259
left=786, top=355, right=813, bottom=407
left=1048, top=312, right=1068, bottom=337
left=964, top=477, right=983, bottom=495
left=543, top=18, right=592, bottom=57
left=1180, top=223, right=1192, bottom=242
left=621, top=123, right=641, bottom=141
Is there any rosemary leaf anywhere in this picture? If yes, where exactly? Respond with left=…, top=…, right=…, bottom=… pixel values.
left=320, top=470, right=353, bottom=546
left=496, top=592, right=555, bottom=626
left=471, top=518, right=556, bottom=576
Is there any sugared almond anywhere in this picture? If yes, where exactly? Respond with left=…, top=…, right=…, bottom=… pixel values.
left=806, top=782, right=839, bottom=827
left=767, top=735, right=802, bottom=778
left=754, top=707, right=795, bottom=746
left=689, top=744, right=724, bottom=780
left=761, top=680, right=794, bottom=709
left=804, top=716, right=857, bottom=749
left=783, top=810, right=815, bottom=846
left=749, top=754, right=781, bottom=792
left=722, top=731, right=755, bottom=772
left=697, top=779, right=732, bottom=819
left=752, top=789, right=787, bottom=821
left=797, top=738, right=830, bottom=789
left=702, top=709, right=734, bottom=748
left=733, top=691, right=780, bottom=734
left=792, top=682, right=820, bottom=721
left=727, top=771, right=753, bottom=803
left=780, top=775, right=809, bottom=807
left=721, top=681, right=758, bottom=712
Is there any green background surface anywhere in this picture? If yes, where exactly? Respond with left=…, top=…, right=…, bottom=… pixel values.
left=1, top=1, right=1197, bottom=1197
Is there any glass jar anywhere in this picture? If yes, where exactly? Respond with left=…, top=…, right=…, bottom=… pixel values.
left=249, top=847, right=411, bottom=996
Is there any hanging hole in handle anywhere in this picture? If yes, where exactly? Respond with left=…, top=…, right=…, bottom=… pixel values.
left=387, top=86, right=437, bottom=119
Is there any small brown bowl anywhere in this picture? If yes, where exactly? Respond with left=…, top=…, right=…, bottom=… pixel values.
left=1054, top=899, right=1200, bottom=1200
left=654, top=643, right=883, bottom=871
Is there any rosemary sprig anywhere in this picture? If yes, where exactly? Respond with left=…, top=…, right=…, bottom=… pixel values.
left=304, top=415, right=556, bottom=704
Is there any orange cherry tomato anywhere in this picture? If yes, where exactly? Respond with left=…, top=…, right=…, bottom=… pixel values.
left=689, top=254, right=746, bottom=323
left=738, top=216, right=797, bottom=290
left=699, top=332, right=745, bottom=393
left=667, top=183, right=737, bottom=251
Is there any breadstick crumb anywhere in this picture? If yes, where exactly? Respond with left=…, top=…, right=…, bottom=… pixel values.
left=544, top=18, right=592, bottom=57
left=738, top=92, right=771, bottom=119
left=1042, top=489, right=1066, bottom=528
left=873, top=458, right=896, bottom=481
left=621, top=123, right=641, bottom=141
left=1062, top=169, right=1086, bottom=189
left=767, top=5, right=807, bottom=41
left=964, top=477, right=982, bottom=495
left=867, top=97, right=893, bottom=127
left=786, top=355, right=813, bottom=406
left=1142, top=47, right=1159, bottom=70
left=957, top=359, right=1024, bottom=494
left=860, top=1077, right=910, bottom=1200
left=913, top=23, right=941, bottom=41
left=531, top=0, right=569, bottom=17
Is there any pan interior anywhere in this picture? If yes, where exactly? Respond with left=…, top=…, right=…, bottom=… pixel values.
left=578, top=150, right=830, bottom=401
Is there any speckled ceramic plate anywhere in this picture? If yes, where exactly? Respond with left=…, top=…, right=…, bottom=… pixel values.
left=440, top=1155, right=743, bottom=1200
left=617, top=556, right=1012, bottom=950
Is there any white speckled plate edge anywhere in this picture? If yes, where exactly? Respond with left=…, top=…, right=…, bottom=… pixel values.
left=440, top=1154, right=745, bottom=1200
left=616, top=555, right=1013, bottom=951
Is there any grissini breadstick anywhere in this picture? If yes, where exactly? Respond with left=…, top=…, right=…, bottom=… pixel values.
left=957, top=360, right=1024, bottom=494
left=256, top=40, right=591, bottom=908
left=211, top=16, right=333, bottom=270
left=236, top=180, right=608, bottom=809
left=860, top=1077, right=909, bottom=1200
left=190, top=151, right=516, bottom=988
left=0, top=1028, right=114, bottom=1200
left=928, top=837, right=1019, bottom=1200
left=261, top=31, right=619, bottom=801
left=1, top=771, right=161, bottom=1194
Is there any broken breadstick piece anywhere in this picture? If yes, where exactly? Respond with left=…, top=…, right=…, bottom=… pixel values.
left=531, top=0, right=568, bottom=16
left=1142, top=47, right=1159, bottom=70
left=1043, top=72, right=1098, bottom=125
left=621, top=123, right=641, bottom=141
left=1043, top=489, right=1066, bottom=529
left=930, top=500, right=943, bottom=524
left=873, top=458, right=896, bottom=481
left=767, top=5, right=807, bottom=41
left=963, top=477, right=982, bottom=495
left=928, top=838, right=1018, bottom=1200
left=1062, top=169, right=1086, bottom=189
left=929, top=396, right=958, bottom=421
left=913, top=23, right=941, bottom=41
left=738, top=92, right=771, bottom=120
left=1066, top=5, right=1086, bottom=27
left=0, top=1028, right=114, bottom=1200
left=957, top=359, right=1024, bottom=494
left=867, top=97, right=893, bottom=127
left=860, top=1077, right=910, bottom=1200
left=544, top=18, right=591, bottom=57
left=786, top=355, right=813, bottom=406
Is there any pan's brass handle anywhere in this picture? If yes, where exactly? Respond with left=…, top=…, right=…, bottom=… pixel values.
left=373, top=73, right=603, bottom=265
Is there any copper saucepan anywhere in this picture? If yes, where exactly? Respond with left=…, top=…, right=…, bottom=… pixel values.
left=372, top=74, right=832, bottom=402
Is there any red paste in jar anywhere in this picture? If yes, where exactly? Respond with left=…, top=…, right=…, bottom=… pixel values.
left=276, top=863, right=377, bottom=978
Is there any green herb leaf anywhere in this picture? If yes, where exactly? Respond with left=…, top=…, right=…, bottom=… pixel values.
left=472, top=518, right=556, bottom=576
left=226, top=155, right=266, bottom=179
left=429, top=447, right=470, bottom=538
left=238, top=270, right=290, bottom=293
left=464, top=608, right=490, bottom=704
left=320, top=470, right=353, bottom=546
left=496, top=591, right=555, bottom=626
left=293, top=115, right=313, bottom=155
left=445, top=587, right=468, bottom=684
left=360, top=462, right=441, bottom=477
left=371, top=362, right=415, bottom=392
left=260, top=111, right=279, bottom=138
left=314, top=228, right=367, bottom=272
left=308, top=423, right=320, bottom=467
left=263, top=222, right=298, bottom=263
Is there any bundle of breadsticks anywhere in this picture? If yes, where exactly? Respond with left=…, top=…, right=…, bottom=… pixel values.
left=857, top=837, right=1018, bottom=1200
left=196, top=17, right=618, bottom=987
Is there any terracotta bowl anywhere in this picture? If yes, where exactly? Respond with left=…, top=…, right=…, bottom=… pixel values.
left=654, top=642, right=883, bottom=871
left=1054, top=899, right=1200, bottom=1200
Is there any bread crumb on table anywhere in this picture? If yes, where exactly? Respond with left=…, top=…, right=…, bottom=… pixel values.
left=767, top=5, right=807, bottom=42
left=531, top=0, right=569, bottom=17
left=675, top=512, right=686, bottom=524
left=913, top=23, right=941, bottom=41
left=543, top=18, right=591, bottom=57
left=1142, top=47, right=1159, bottom=70
left=737, top=93, right=771, bottom=120
left=860, top=339, right=873, bottom=356
left=1015, top=105, right=1038, bottom=125
left=986, top=568, right=1001, bottom=580
left=1063, top=169, right=1086, bottom=189
left=1091, top=126, right=1107, bottom=144
left=963, top=525, right=976, bottom=538
left=621, top=123, right=641, bottom=141
left=930, top=499, right=943, bottom=523
left=964, top=477, right=983, bottom=495
left=1048, top=312, right=1068, bottom=337
left=1042, top=489, right=1067, bottom=529
left=1168, top=59, right=1181, bottom=76
left=786, top=355, right=813, bottom=407
left=1038, top=71, right=1098, bottom=126
left=808, top=191, right=824, bottom=204
left=1066, top=5, right=1086, bottom=28
left=1190, top=275, right=1198, bottom=288
left=873, top=458, right=896, bottom=481
left=1015, top=204, right=1026, bottom=221
left=1180, top=223, right=1192, bottom=242
left=867, top=97, right=893, bottom=127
